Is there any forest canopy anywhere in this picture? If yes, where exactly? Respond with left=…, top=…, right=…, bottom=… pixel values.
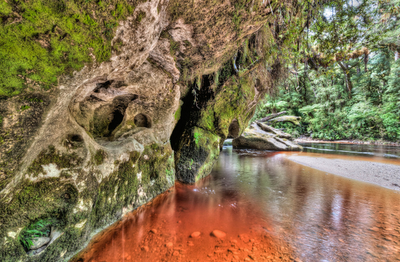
left=255, top=0, right=400, bottom=141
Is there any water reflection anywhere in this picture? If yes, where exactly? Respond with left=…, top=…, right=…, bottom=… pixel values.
left=300, top=142, right=400, bottom=158
left=74, top=146, right=400, bottom=262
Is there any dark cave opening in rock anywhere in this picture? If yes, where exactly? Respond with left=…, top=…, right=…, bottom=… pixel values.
left=171, top=74, right=218, bottom=151
left=94, top=80, right=113, bottom=93
left=94, top=80, right=127, bottom=93
left=228, top=119, right=240, bottom=138
left=134, top=113, right=151, bottom=128
left=68, top=134, right=83, bottom=142
left=107, top=110, right=124, bottom=135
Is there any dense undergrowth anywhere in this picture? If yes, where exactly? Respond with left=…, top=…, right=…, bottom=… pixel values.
left=254, top=0, right=400, bottom=142
left=0, top=0, right=146, bottom=98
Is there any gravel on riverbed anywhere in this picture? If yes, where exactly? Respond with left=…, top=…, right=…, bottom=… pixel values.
left=288, top=156, right=400, bottom=191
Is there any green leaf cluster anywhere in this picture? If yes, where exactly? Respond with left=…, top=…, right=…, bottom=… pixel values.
left=18, top=219, right=53, bottom=250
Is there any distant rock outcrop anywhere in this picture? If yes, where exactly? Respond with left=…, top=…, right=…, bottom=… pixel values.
left=233, top=118, right=302, bottom=151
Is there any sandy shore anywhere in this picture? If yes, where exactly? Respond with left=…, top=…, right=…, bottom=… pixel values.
left=288, top=156, right=400, bottom=191
left=295, top=137, right=400, bottom=146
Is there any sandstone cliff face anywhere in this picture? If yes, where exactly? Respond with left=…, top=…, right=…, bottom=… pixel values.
left=0, top=0, right=282, bottom=261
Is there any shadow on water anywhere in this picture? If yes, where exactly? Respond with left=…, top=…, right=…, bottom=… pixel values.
left=73, top=145, right=400, bottom=262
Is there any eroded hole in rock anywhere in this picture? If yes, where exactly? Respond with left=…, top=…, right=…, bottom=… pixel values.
left=134, top=113, right=151, bottom=128
left=64, top=134, right=84, bottom=148
left=87, top=94, right=137, bottom=140
left=94, top=80, right=113, bottom=93
left=93, top=80, right=127, bottom=93
left=68, top=134, right=83, bottom=142
left=108, top=110, right=124, bottom=134
left=228, top=119, right=240, bottom=138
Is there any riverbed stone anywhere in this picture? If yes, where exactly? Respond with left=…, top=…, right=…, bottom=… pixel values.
left=190, top=232, right=201, bottom=238
left=211, top=230, right=226, bottom=239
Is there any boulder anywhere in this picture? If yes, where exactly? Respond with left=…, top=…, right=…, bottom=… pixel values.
left=232, top=122, right=302, bottom=151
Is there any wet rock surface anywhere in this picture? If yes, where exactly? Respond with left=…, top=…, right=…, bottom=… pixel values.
left=233, top=122, right=302, bottom=151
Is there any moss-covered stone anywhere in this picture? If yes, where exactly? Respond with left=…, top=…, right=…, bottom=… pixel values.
left=0, top=142, right=175, bottom=262
left=0, top=178, right=79, bottom=261
left=175, top=127, right=220, bottom=183
left=27, top=146, right=84, bottom=176
left=93, top=149, right=107, bottom=166
left=199, top=74, right=255, bottom=138
left=0, top=0, right=148, bottom=98
left=90, top=143, right=175, bottom=229
left=0, top=93, right=51, bottom=190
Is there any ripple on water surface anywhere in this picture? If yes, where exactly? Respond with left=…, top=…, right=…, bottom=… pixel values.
left=73, top=146, right=400, bottom=262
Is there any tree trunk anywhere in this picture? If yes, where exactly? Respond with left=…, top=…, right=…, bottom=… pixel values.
left=338, top=61, right=353, bottom=99
left=257, top=111, right=287, bottom=122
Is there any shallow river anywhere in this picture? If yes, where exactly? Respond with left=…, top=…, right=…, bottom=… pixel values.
left=73, top=144, right=400, bottom=262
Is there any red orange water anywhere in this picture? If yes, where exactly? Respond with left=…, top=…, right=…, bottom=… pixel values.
left=73, top=146, right=400, bottom=262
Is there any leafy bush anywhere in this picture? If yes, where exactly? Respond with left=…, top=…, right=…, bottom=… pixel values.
left=18, top=219, right=53, bottom=250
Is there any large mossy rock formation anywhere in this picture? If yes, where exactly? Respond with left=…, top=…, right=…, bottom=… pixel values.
left=233, top=122, right=303, bottom=151
left=171, top=71, right=265, bottom=182
left=0, top=0, right=303, bottom=261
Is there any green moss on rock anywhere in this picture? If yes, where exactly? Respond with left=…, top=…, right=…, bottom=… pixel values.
left=175, top=127, right=220, bottom=183
left=0, top=178, right=79, bottom=261
left=27, top=146, right=84, bottom=176
left=90, top=143, right=175, bottom=229
left=0, top=0, right=141, bottom=97
left=93, top=149, right=107, bottom=166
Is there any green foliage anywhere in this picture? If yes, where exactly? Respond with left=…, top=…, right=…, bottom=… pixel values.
left=0, top=0, right=136, bottom=98
left=255, top=0, right=400, bottom=141
left=255, top=50, right=400, bottom=141
left=18, top=219, right=53, bottom=250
